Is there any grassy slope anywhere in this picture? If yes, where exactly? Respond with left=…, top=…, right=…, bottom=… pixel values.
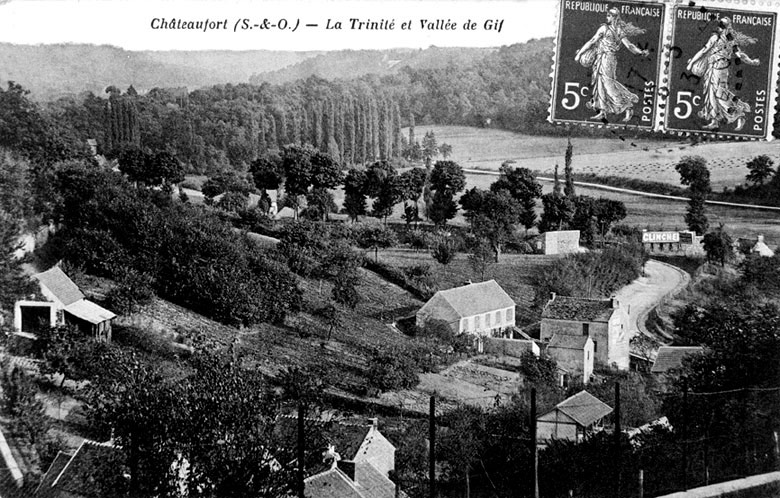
left=118, top=267, right=422, bottom=394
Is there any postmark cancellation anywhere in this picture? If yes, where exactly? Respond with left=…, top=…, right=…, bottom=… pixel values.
left=549, top=0, right=780, bottom=140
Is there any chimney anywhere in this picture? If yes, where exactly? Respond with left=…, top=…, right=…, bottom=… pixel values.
left=367, top=417, right=378, bottom=429
left=758, top=234, right=765, bottom=243
left=550, top=292, right=556, bottom=302
left=337, top=460, right=357, bottom=483
left=322, top=445, right=341, bottom=470
left=611, top=297, right=619, bottom=309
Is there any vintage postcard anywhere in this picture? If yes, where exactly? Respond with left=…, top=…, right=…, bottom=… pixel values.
left=664, top=2, right=780, bottom=140
left=550, top=0, right=666, bottom=129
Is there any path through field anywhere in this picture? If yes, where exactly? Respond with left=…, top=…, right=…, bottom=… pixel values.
left=614, top=259, right=689, bottom=343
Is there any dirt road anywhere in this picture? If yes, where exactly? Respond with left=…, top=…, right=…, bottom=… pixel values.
left=614, top=259, right=689, bottom=342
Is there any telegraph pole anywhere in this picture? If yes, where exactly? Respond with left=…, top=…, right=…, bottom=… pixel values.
left=531, top=387, right=539, bottom=498
left=682, top=379, right=689, bottom=490
left=615, top=382, right=622, bottom=498
left=430, top=395, right=436, bottom=498
left=298, top=402, right=305, bottom=498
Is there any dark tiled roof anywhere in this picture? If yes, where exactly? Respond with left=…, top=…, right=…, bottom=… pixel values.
left=425, top=280, right=515, bottom=318
left=551, top=391, right=612, bottom=427
left=34, top=266, right=84, bottom=306
left=542, top=296, right=615, bottom=322
left=651, top=346, right=704, bottom=373
left=548, top=334, right=591, bottom=350
left=305, top=468, right=366, bottom=498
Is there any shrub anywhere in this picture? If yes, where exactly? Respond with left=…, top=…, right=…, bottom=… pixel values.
left=107, top=267, right=155, bottom=315
left=431, top=233, right=457, bottom=265
left=367, top=347, right=421, bottom=392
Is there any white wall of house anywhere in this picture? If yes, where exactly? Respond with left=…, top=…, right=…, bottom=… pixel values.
left=548, top=339, right=594, bottom=384
left=13, top=301, right=58, bottom=332
left=458, top=306, right=515, bottom=336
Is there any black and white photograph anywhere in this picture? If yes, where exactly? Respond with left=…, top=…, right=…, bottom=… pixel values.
left=0, top=0, right=779, bottom=497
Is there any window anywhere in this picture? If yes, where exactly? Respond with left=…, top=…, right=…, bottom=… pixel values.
left=486, top=313, right=491, bottom=327
left=461, top=319, right=468, bottom=332
left=475, top=315, right=481, bottom=329
left=582, top=323, right=590, bottom=336
left=507, top=308, right=514, bottom=323
left=494, top=311, right=500, bottom=324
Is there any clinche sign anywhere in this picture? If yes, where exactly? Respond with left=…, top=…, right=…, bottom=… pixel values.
left=642, top=231, right=680, bottom=243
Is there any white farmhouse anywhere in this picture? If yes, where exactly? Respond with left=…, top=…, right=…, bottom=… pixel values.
left=416, top=280, right=516, bottom=343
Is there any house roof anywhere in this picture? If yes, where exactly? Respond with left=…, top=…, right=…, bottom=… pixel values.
left=420, top=280, right=515, bottom=320
left=37, top=439, right=126, bottom=498
left=34, top=266, right=84, bottom=306
left=273, top=417, right=381, bottom=478
left=354, top=463, right=397, bottom=498
left=651, top=346, right=704, bottom=374
left=542, top=295, right=616, bottom=322
left=548, top=334, right=591, bottom=350
left=305, top=468, right=366, bottom=498
left=548, top=391, right=612, bottom=427
left=65, top=299, right=116, bottom=324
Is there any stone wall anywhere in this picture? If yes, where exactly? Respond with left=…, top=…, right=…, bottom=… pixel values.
left=483, top=337, right=539, bottom=357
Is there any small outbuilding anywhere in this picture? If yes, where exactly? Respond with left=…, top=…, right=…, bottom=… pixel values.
left=537, top=391, right=612, bottom=446
left=537, top=230, right=580, bottom=255
left=650, top=346, right=704, bottom=375
left=14, top=266, right=116, bottom=342
left=546, top=334, right=594, bottom=385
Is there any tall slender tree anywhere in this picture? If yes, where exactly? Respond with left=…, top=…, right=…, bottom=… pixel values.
left=563, top=138, right=575, bottom=197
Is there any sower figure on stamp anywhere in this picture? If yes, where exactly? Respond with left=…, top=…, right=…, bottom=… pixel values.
left=574, top=7, right=650, bottom=122
left=686, top=17, right=760, bottom=131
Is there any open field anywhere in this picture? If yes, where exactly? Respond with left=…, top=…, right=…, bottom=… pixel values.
left=422, top=125, right=780, bottom=190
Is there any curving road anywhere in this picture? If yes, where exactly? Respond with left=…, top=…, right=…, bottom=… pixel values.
left=614, top=259, right=690, bottom=343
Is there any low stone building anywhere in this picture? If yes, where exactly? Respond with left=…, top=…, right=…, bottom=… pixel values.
left=537, top=391, right=612, bottom=446
left=537, top=230, right=580, bottom=255
left=546, top=334, right=594, bottom=385
left=540, top=293, right=629, bottom=370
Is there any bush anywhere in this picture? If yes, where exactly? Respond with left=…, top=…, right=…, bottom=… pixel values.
left=107, top=267, right=155, bottom=315
left=532, top=243, right=647, bottom=308
left=367, top=347, right=420, bottom=392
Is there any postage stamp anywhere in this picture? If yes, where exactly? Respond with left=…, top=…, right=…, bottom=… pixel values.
left=664, top=3, right=779, bottom=140
left=549, top=0, right=666, bottom=129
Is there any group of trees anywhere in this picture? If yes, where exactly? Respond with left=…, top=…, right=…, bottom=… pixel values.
left=714, top=154, right=780, bottom=207
left=47, top=162, right=301, bottom=327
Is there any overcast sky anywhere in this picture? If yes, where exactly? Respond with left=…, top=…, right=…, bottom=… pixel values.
left=0, top=0, right=555, bottom=51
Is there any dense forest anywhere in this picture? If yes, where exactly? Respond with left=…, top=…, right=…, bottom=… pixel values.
left=31, top=39, right=625, bottom=174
